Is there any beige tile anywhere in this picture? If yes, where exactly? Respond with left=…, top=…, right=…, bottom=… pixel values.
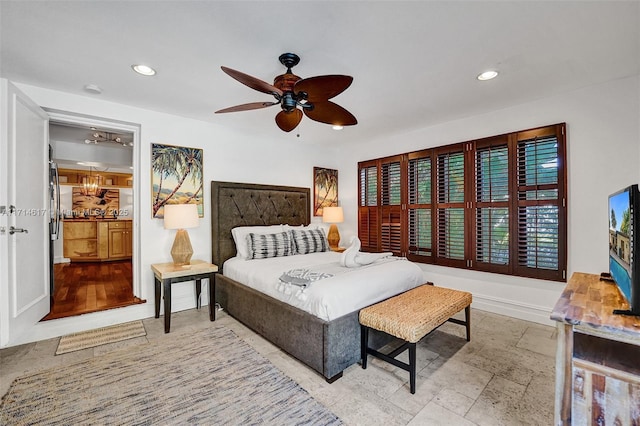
left=421, top=358, right=494, bottom=400
left=465, top=375, right=528, bottom=425
left=386, top=378, right=440, bottom=416
left=464, top=346, right=535, bottom=386
left=330, top=385, right=414, bottom=426
left=433, top=387, right=476, bottom=417
left=516, top=325, right=557, bottom=358
left=408, top=401, right=478, bottom=426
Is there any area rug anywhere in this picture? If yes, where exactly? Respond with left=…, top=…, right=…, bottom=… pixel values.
left=1, top=325, right=342, bottom=425
left=55, top=320, right=147, bottom=355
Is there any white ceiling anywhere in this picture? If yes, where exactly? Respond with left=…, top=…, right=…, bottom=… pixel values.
left=1, top=1, right=639, bottom=146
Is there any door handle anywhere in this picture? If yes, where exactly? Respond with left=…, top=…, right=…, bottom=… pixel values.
left=9, top=226, right=28, bottom=235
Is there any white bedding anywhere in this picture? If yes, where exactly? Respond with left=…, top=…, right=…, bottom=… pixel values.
left=223, top=251, right=425, bottom=321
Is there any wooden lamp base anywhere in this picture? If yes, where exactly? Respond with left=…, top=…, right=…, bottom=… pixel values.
left=171, top=229, right=194, bottom=266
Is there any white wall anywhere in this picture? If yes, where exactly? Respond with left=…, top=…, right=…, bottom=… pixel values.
left=337, top=75, right=640, bottom=325
left=12, top=82, right=339, bottom=344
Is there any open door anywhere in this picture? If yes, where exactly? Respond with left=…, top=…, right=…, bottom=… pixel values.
left=0, top=80, right=50, bottom=347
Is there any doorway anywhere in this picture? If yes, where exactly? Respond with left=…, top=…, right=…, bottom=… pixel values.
left=44, top=113, right=141, bottom=320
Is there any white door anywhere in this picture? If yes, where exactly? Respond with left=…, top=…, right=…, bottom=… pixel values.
left=0, top=80, right=50, bottom=347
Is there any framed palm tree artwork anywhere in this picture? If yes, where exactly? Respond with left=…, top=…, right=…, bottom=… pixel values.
left=313, top=167, right=338, bottom=216
left=151, top=143, right=203, bottom=218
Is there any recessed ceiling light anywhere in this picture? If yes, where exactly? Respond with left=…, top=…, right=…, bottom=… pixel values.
left=477, top=70, right=498, bottom=81
left=84, top=84, right=102, bottom=94
left=332, top=125, right=344, bottom=130
left=131, top=64, right=156, bottom=76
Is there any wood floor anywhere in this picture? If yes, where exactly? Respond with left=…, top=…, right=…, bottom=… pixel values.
left=42, top=260, right=143, bottom=321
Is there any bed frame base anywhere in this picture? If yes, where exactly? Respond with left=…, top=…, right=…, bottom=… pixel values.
left=216, top=273, right=393, bottom=381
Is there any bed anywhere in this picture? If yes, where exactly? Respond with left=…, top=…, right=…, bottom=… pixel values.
left=211, top=181, right=424, bottom=382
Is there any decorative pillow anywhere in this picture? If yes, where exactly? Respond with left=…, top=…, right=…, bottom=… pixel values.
left=291, top=228, right=330, bottom=255
left=247, top=231, right=293, bottom=259
left=231, top=225, right=284, bottom=259
left=282, top=224, right=321, bottom=231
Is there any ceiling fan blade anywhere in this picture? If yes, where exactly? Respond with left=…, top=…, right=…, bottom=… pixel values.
left=275, top=109, right=303, bottom=132
left=215, top=101, right=278, bottom=114
left=221, top=66, right=283, bottom=96
left=294, top=75, right=353, bottom=101
left=303, top=101, right=357, bottom=126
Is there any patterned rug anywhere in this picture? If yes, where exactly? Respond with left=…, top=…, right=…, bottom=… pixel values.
left=1, top=325, right=342, bottom=425
left=55, top=321, right=147, bottom=355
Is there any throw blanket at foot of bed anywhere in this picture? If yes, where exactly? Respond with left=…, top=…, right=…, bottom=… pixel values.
left=277, top=256, right=401, bottom=301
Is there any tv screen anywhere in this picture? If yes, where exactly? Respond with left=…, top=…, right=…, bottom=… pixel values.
left=608, top=184, right=640, bottom=316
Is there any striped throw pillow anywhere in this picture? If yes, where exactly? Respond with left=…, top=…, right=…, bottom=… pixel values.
left=291, top=228, right=329, bottom=255
left=247, top=231, right=293, bottom=259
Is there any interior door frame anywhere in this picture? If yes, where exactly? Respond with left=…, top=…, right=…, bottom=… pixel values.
left=46, top=109, right=142, bottom=299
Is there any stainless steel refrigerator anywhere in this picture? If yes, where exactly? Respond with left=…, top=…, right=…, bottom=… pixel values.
left=49, top=145, right=61, bottom=298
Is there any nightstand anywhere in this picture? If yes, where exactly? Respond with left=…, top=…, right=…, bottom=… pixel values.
left=152, top=260, right=218, bottom=333
left=331, top=247, right=346, bottom=253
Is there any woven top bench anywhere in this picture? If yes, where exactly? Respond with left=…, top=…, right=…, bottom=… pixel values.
left=359, top=284, right=472, bottom=343
left=359, top=284, right=472, bottom=394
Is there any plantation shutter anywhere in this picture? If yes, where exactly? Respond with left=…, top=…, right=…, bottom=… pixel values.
left=380, top=158, right=403, bottom=254
left=473, top=138, right=510, bottom=273
left=357, top=123, right=566, bottom=282
left=358, top=162, right=379, bottom=251
left=407, top=151, right=433, bottom=261
left=436, top=149, right=466, bottom=266
left=514, top=125, right=566, bottom=280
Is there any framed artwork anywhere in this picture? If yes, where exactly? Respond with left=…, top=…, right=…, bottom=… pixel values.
left=72, top=187, right=119, bottom=216
left=151, top=143, right=204, bottom=218
left=313, top=167, right=338, bottom=216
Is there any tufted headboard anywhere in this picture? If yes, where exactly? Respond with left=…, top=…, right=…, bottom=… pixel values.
left=211, top=181, right=310, bottom=271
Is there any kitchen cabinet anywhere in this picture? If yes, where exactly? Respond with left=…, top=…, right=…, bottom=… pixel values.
left=108, top=221, right=132, bottom=259
left=63, top=220, right=132, bottom=261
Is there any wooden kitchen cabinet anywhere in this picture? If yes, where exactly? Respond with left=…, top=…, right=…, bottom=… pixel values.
left=63, top=220, right=132, bottom=261
left=63, top=221, right=99, bottom=260
left=108, top=221, right=132, bottom=259
left=551, top=272, right=640, bottom=425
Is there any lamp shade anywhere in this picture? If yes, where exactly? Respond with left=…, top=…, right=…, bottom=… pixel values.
left=322, top=206, right=344, bottom=224
left=163, top=204, right=199, bottom=230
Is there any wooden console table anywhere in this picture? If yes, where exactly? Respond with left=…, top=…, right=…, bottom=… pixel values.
left=151, top=260, right=218, bottom=333
left=551, top=272, right=640, bottom=425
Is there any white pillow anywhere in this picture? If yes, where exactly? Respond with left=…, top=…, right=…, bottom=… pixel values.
left=282, top=224, right=321, bottom=231
left=231, top=225, right=284, bottom=259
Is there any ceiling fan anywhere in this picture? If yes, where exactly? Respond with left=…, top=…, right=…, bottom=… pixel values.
left=215, top=53, right=357, bottom=132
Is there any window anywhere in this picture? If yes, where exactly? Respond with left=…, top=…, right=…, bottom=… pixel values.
left=358, top=123, right=567, bottom=281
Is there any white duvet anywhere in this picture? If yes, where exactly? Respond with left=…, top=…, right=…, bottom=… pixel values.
left=223, top=251, right=425, bottom=321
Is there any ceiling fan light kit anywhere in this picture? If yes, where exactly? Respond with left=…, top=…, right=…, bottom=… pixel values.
left=216, top=53, right=357, bottom=132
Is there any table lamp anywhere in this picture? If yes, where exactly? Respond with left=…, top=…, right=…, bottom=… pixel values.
left=322, top=206, right=344, bottom=250
left=164, top=204, right=199, bottom=265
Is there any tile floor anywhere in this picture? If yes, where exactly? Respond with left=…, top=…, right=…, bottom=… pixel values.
left=0, top=307, right=557, bottom=425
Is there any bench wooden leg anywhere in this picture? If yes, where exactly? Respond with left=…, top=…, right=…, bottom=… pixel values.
left=361, top=325, right=369, bottom=369
left=409, top=342, right=416, bottom=394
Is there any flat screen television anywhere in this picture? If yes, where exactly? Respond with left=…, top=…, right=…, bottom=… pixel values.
left=605, top=184, right=640, bottom=316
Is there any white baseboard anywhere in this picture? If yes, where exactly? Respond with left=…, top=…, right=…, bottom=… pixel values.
left=471, top=293, right=555, bottom=327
